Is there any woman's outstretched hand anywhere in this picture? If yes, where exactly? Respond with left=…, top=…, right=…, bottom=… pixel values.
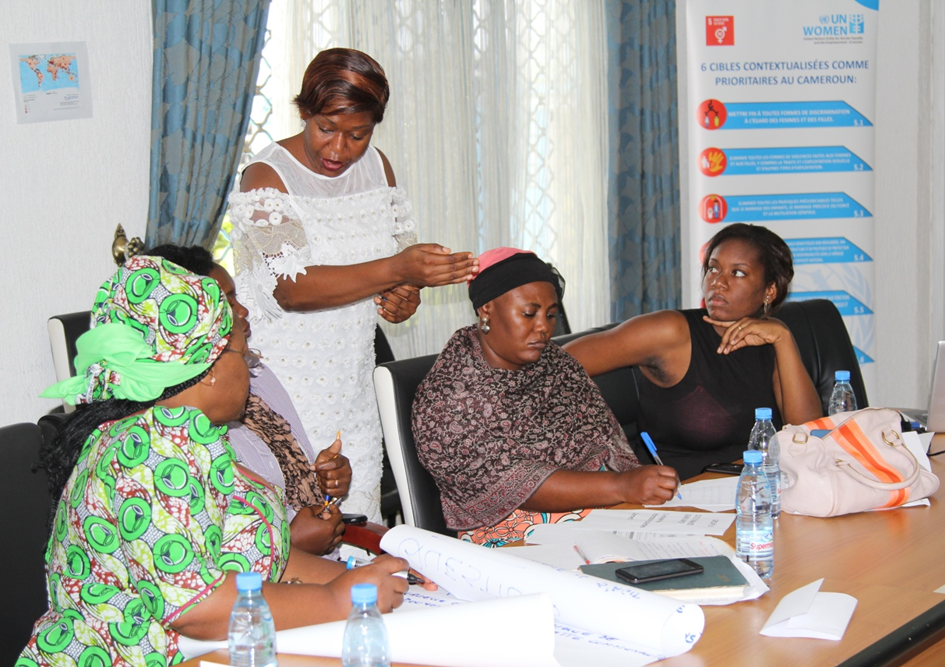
left=704, top=315, right=789, bottom=355
left=375, top=284, right=421, bottom=323
left=396, top=244, right=478, bottom=287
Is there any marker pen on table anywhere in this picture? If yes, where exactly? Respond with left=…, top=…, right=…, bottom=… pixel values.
left=346, top=556, right=423, bottom=585
left=573, top=544, right=591, bottom=565
left=641, top=431, right=682, bottom=500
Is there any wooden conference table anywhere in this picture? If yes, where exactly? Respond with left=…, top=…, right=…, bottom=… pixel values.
left=180, top=456, right=945, bottom=667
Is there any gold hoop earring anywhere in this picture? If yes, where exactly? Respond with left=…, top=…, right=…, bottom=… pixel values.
left=479, top=317, right=491, bottom=334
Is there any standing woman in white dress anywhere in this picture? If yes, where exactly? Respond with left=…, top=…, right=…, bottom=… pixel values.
left=228, top=48, right=478, bottom=521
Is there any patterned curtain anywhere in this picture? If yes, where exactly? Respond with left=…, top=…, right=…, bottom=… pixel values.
left=607, top=0, right=681, bottom=321
left=146, top=0, right=271, bottom=248
left=264, top=0, right=611, bottom=357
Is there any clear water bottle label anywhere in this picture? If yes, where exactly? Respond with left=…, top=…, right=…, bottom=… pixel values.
left=737, top=527, right=773, bottom=558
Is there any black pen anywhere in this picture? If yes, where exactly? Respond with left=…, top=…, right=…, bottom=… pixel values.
left=346, top=556, right=423, bottom=585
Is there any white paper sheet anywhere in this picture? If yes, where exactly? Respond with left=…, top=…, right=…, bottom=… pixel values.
left=403, top=586, right=686, bottom=667
left=179, top=594, right=559, bottom=667
left=904, top=431, right=934, bottom=471
left=520, top=528, right=733, bottom=569
left=508, top=544, right=588, bottom=570
left=397, top=584, right=687, bottom=667
left=380, top=525, right=705, bottom=660
left=647, top=477, right=740, bottom=511
left=760, top=578, right=857, bottom=640
left=577, top=509, right=735, bottom=535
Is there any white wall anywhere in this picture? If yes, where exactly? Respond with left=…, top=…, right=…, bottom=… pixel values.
left=872, top=1, right=940, bottom=408
left=0, top=1, right=152, bottom=426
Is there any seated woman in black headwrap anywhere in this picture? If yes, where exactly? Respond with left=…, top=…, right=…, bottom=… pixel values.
left=412, top=248, right=679, bottom=547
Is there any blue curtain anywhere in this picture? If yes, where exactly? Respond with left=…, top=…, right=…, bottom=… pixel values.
left=606, top=0, right=680, bottom=321
left=146, top=0, right=271, bottom=248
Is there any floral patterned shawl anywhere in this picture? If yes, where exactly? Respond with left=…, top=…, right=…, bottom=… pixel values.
left=413, top=325, right=639, bottom=531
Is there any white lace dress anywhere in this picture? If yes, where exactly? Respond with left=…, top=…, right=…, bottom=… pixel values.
left=228, top=143, right=416, bottom=521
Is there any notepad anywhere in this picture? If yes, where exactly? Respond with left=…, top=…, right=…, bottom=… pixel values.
left=580, top=555, right=748, bottom=602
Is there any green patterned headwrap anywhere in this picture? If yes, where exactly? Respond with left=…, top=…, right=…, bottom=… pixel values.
left=42, top=255, right=233, bottom=405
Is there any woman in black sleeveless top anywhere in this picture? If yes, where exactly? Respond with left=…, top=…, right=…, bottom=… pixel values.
left=565, top=224, right=822, bottom=480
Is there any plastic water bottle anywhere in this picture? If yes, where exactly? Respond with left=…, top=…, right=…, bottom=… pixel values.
left=747, top=407, right=780, bottom=518
left=342, top=583, right=390, bottom=667
left=228, top=572, right=277, bottom=667
left=736, top=450, right=774, bottom=579
left=828, top=370, right=858, bottom=415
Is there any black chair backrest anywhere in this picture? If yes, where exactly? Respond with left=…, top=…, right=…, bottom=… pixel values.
left=0, top=423, right=50, bottom=665
left=374, top=354, right=453, bottom=536
left=776, top=299, right=868, bottom=413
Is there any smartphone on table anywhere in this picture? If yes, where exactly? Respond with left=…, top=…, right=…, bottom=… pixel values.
left=615, top=558, right=704, bottom=584
left=342, top=513, right=368, bottom=525
left=702, top=462, right=744, bottom=475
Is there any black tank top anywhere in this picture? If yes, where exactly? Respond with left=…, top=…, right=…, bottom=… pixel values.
left=635, top=309, right=781, bottom=480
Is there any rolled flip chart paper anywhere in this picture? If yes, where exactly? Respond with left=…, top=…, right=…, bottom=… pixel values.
left=179, top=594, right=558, bottom=667
left=380, top=525, right=704, bottom=657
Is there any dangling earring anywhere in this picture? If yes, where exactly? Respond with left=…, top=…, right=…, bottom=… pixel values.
left=479, top=317, right=491, bottom=334
left=763, top=295, right=770, bottom=315
left=209, top=375, right=217, bottom=386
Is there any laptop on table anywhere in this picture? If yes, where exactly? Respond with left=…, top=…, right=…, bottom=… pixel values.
left=899, top=341, right=945, bottom=433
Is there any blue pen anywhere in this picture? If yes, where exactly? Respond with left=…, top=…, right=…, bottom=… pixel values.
left=641, top=431, right=682, bottom=500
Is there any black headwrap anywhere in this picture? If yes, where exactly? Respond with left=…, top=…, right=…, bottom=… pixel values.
left=468, top=251, right=564, bottom=311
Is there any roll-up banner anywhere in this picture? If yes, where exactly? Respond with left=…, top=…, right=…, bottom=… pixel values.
left=683, top=0, right=879, bottom=397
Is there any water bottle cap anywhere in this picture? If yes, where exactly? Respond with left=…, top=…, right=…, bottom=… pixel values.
left=835, top=370, right=851, bottom=381
left=351, top=583, right=378, bottom=605
left=235, top=571, right=263, bottom=592
left=755, top=407, right=772, bottom=420
left=743, top=450, right=763, bottom=464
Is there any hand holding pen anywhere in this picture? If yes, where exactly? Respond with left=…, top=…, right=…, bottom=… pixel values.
left=320, top=494, right=342, bottom=517
left=641, top=431, right=682, bottom=500
left=346, top=555, right=437, bottom=590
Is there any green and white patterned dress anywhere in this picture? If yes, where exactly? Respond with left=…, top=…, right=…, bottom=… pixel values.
left=18, top=405, right=289, bottom=667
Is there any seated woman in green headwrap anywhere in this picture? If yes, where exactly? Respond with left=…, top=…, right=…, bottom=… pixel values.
left=23, top=255, right=411, bottom=666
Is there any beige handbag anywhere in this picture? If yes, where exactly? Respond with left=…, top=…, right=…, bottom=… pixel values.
left=778, top=407, right=940, bottom=517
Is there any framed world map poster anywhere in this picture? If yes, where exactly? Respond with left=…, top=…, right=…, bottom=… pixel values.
left=10, top=41, right=92, bottom=124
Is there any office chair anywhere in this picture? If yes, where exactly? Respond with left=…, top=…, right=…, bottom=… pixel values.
left=373, top=355, right=454, bottom=536
left=777, top=299, right=869, bottom=413
left=46, top=310, right=92, bottom=413
left=0, top=422, right=51, bottom=665
left=375, top=326, right=405, bottom=527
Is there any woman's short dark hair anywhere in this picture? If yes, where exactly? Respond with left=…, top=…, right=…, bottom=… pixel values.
left=293, top=48, right=389, bottom=124
left=701, top=223, right=794, bottom=311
